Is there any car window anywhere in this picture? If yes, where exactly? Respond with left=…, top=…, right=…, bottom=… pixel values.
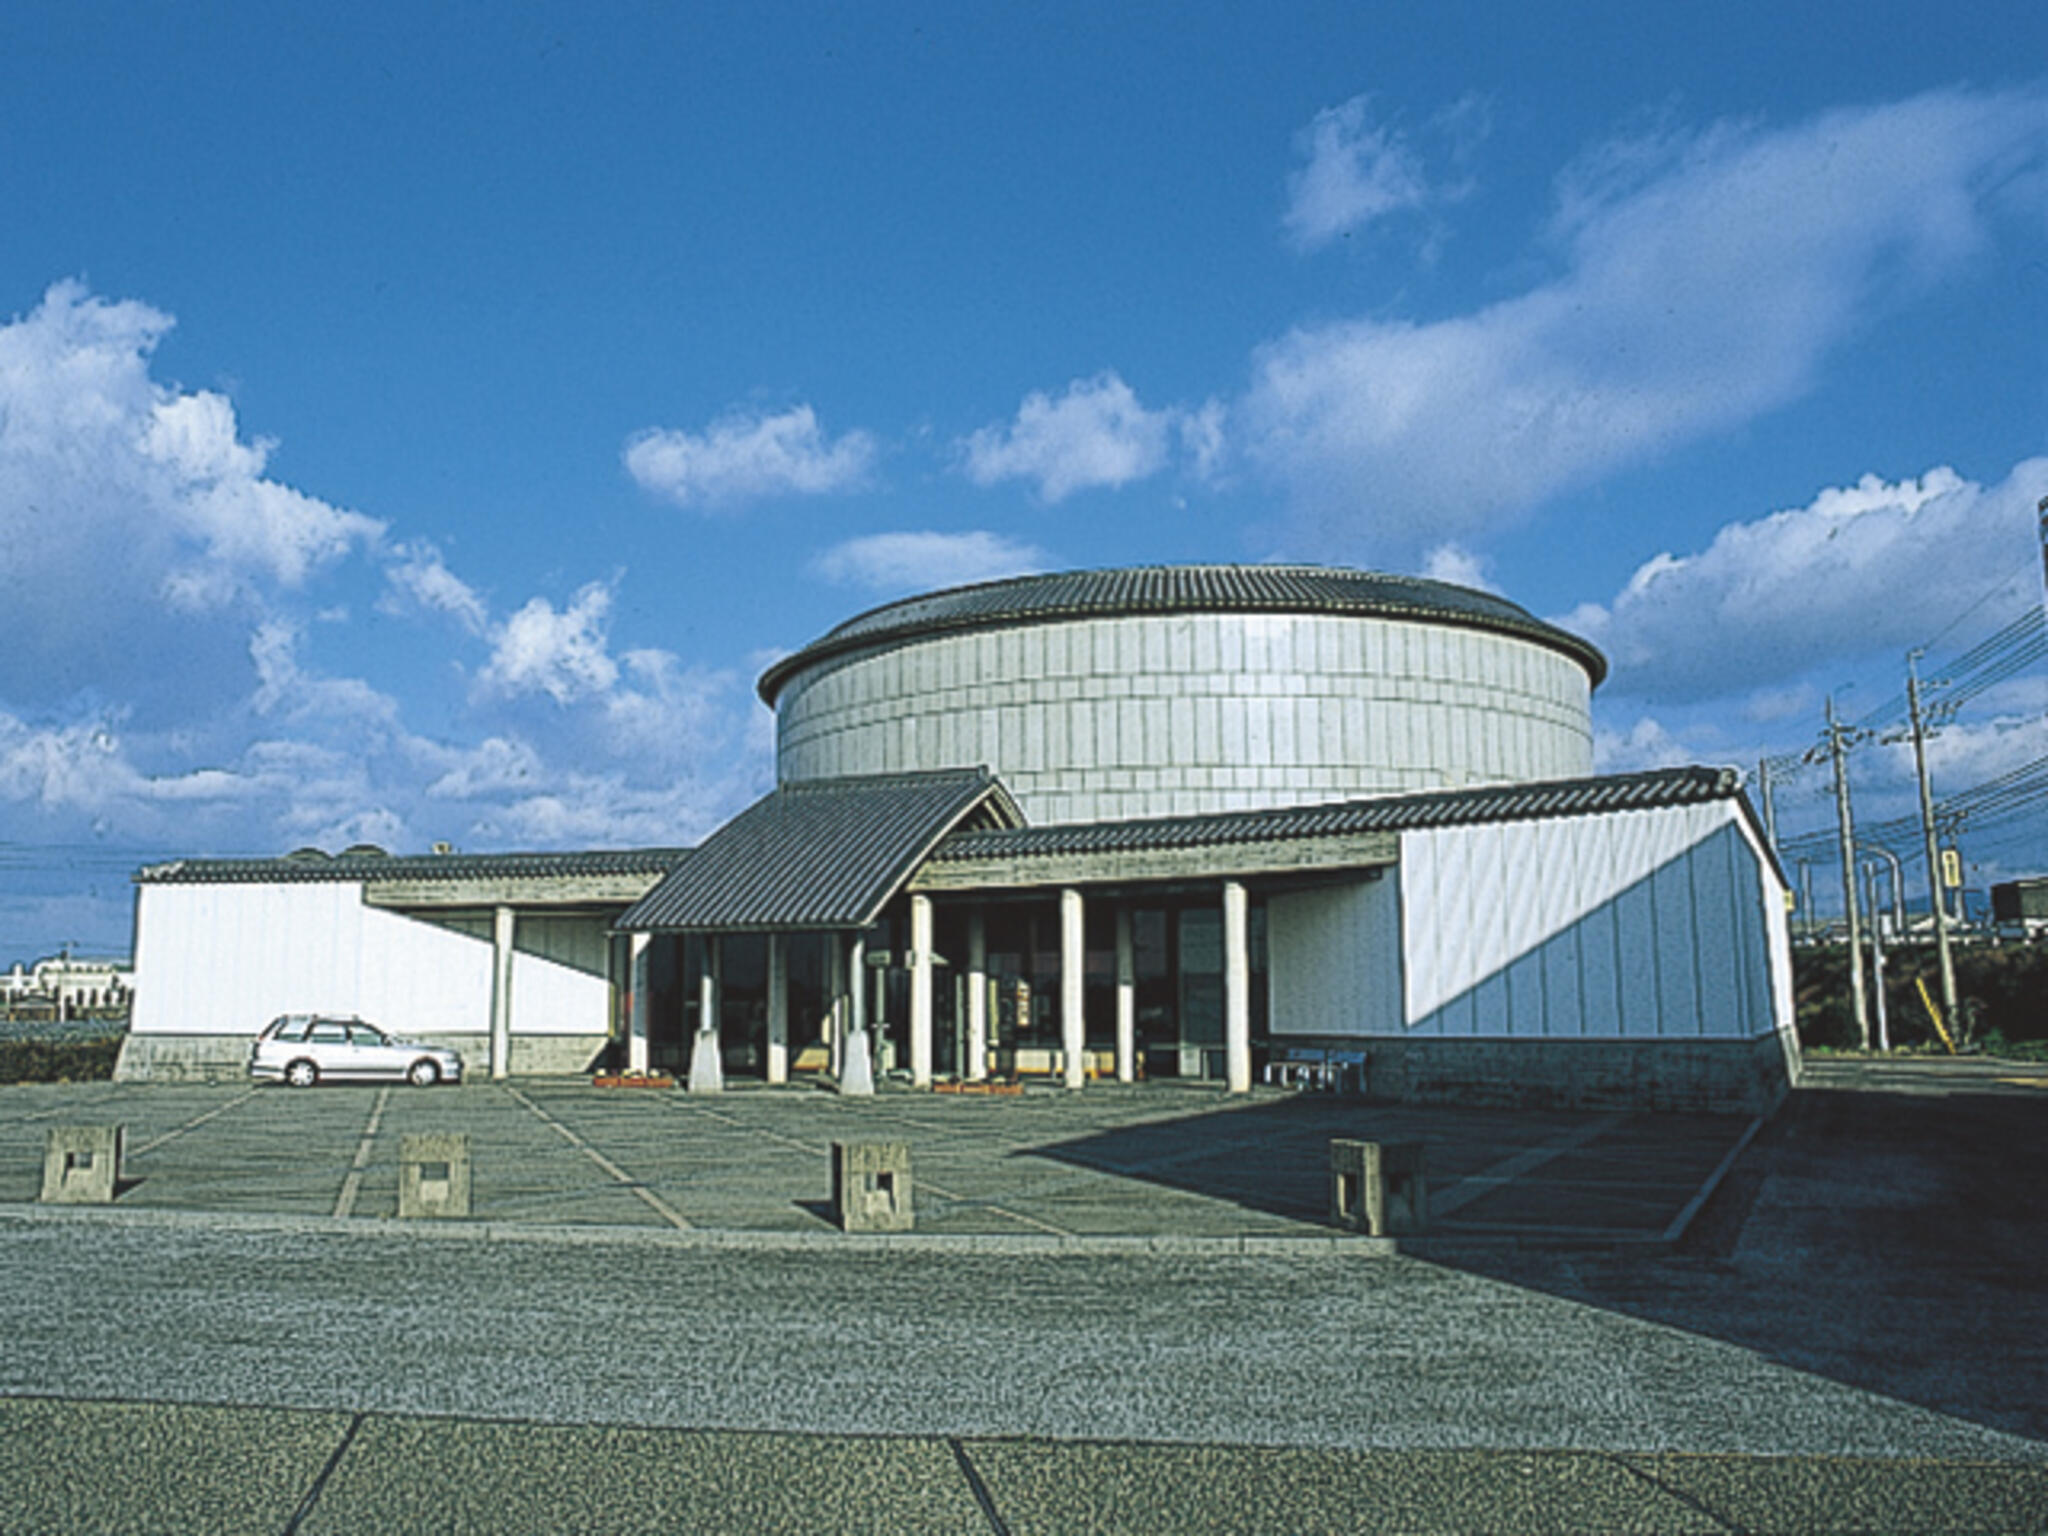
left=347, top=1023, right=387, bottom=1045
left=271, top=1018, right=312, bottom=1042
left=310, top=1021, right=349, bottom=1044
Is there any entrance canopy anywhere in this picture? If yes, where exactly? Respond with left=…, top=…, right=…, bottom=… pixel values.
left=616, top=767, right=1022, bottom=934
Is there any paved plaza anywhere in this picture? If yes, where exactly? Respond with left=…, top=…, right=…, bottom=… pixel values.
left=0, top=1076, right=1753, bottom=1245
left=5, top=1063, right=2047, bottom=1532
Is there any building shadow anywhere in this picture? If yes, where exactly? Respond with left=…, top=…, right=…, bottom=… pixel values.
left=1024, top=1086, right=2048, bottom=1450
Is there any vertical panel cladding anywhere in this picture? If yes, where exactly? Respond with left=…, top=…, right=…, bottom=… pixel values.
left=1688, top=823, right=1747, bottom=1037
left=774, top=608, right=1597, bottom=819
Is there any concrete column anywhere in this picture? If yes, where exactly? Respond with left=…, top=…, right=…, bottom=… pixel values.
left=627, top=932, right=651, bottom=1076
left=841, top=932, right=875, bottom=1096
left=909, top=894, right=934, bottom=1088
left=489, top=905, right=515, bottom=1081
left=765, top=932, right=788, bottom=1086
left=689, top=936, right=723, bottom=1093
left=1060, top=887, right=1085, bottom=1090
left=1115, top=906, right=1136, bottom=1084
left=1223, top=880, right=1251, bottom=1094
left=825, top=932, right=844, bottom=1077
left=965, top=907, right=988, bottom=1082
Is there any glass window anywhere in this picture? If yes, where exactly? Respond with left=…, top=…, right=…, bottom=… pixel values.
left=310, top=1021, right=349, bottom=1044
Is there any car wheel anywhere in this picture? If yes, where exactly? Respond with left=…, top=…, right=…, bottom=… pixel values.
left=284, top=1059, right=318, bottom=1088
left=407, top=1059, right=440, bottom=1088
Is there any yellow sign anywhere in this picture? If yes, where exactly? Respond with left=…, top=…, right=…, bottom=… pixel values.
left=1941, top=848, right=1962, bottom=889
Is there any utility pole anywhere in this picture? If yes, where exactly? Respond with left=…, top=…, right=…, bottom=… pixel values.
left=1906, top=651, right=1960, bottom=1026
left=1756, top=756, right=1779, bottom=859
left=1826, top=694, right=1870, bottom=1049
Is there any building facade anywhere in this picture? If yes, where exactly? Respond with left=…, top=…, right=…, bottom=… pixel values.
left=122, top=564, right=1800, bottom=1111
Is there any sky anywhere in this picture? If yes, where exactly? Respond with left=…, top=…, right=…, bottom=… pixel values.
left=3, top=1, right=2046, bottom=959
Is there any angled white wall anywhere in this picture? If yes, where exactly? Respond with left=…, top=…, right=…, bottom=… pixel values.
left=1268, top=799, right=1792, bottom=1043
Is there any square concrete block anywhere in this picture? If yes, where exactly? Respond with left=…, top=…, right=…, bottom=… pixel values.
left=398, top=1132, right=471, bottom=1220
left=831, top=1140, right=912, bottom=1233
left=40, top=1126, right=123, bottom=1204
left=1329, top=1139, right=1427, bottom=1236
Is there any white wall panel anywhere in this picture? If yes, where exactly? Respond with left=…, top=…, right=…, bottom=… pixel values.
left=1268, top=877, right=1404, bottom=1037
left=132, top=882, right=611, bottom=1041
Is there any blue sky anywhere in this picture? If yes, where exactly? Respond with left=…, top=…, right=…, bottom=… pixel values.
left=3, top=1, right=2046, bottom=958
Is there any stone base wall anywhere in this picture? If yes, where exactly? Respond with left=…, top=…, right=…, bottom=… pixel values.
left=1273, top=1031, right=1800, bottom=1116
left=114, top=1032, right=612, bottom=1082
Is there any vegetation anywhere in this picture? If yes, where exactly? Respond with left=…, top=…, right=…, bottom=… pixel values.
left=0, top=1033, right=124, bottom=1083
left=1795, top=940, right=2048, bottom=1055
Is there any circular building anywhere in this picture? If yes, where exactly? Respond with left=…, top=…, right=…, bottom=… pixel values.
left=760, top=564, right=1606, bottom=824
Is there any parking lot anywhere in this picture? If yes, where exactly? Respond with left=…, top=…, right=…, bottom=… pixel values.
left=0, top=1077, right=1755, bottom=1246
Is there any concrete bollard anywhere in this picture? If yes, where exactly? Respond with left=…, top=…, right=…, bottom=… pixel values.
left=40, top=1126, right=123, bottom=1204
left=398, top=1132, right=472, bottom=1219
left=831, top=1139, right=912, bottom=1232
left=1329, top=1139, right=1427, bottom=1236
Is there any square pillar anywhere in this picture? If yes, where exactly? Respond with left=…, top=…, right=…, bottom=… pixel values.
left=825, top=932, right=844, bottom=1077
left=399, top=1132, right=472, bottom=1220
left=831, top=1141, right=912, bottom=1232
left=1115, top=906, right=1136, bottom=1084
left=840, top=934, right=874, bottom=1095
left=40, top=1126, right=122, bottom=1204
left=1329, top=1139, right=1427, bottom=1235
left=626, top=932, right=651, bottom=1076
left=909, top=894, right=934, bottom=1088
left=965, top=908, right=988, bottom=1082
left=1060, top=887, right=1085, bottom=1089
left=490, top=905, right=515, bottom=1081
left=765, top=932, right=789, bottom=1085
left=1223, top=880, right=1251, bottom=1094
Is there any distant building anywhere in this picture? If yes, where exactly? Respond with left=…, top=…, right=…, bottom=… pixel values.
left=121, top=565, right=1800, bottom=1112
left=1991, top=876, right=2048, bottom=937
left=1, top=954, right=133, bottom=1015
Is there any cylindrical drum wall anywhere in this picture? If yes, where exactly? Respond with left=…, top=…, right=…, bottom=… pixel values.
left=770, top=604, right=1597, bottom=826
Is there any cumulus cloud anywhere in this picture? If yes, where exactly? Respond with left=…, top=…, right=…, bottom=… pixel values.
left=1242, top=87, right=2048, bottom=553
left=1418, top=543, right=1498, bottom=593
left=476, top=584, right=621, bottom=704
left=0, top=280, right=384, bottom=705
left=961, top=372, right=1178, bottom=502
left=1283, top=94, right=1483, bottom=251
left=623, top=403, right=877, bottom=509
left=809, top=530, right=1049, bottom=594
left=1565, top=459, right=2048, bottom=704
left=380, top=540, right=489, bottom=635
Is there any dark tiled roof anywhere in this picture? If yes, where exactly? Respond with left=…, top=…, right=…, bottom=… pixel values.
left=617, top=769, right=1021, bottom=932
left=928, top=767, right=1743, bottom=863
left=759, top=563, right=1607, bottom=703
left=136, top=847, right=691, bottom=885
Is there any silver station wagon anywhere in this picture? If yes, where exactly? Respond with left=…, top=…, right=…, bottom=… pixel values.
left=248, top=1014, right=464, bottom=1088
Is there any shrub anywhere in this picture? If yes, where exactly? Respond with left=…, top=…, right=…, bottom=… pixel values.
left=0, top=1034, right=124, bottom=1083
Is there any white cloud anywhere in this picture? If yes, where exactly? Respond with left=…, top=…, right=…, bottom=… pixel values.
left=1567, top=459, right=2048, bottom=703
left=1284, top=95, right=1435, bottom=251
left=1592, top=716, right=1701, bottom=774
left=809, top=530, right=1049, bottom=594
left=1241, top=87, right=2048, bottom=553
left=623, top=403, right=877, bottom=509
left=1418, top=543, right=1497, bottom=593
left=0, top=280, right=384, bottom=708
left=423, top=736, right=545, bottom=800
left=961, top=372, right=1176, bottom=502
left=476, top=584, right=621, bottom=704
left=380, top=540, right=489, bottom=635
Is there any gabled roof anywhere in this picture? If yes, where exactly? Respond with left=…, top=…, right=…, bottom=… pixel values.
left=616, top=768, right=1021, bottom=933
left=136, top=847, right=691, bottom=886
left=926, top=766, right=1745, bottom=865
left=759, top=563, right=1608, bottom=703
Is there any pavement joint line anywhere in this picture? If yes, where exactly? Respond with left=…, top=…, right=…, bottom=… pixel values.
left=1657, top=1114, right=1765, bottom=1246
left=280, top=1409, right=363, bottom=1536
left=0, top=1201, right=1401, bottom=1255
left=1605, top=1451, right=1752, bottom=1536
left=949, top=1436, right=1013, bottom=1536
left=916, top=1176, right=1076, bottom=1238
left=1431, top=1112, right=1626, bottom=1220
left=332, top=1086, right=391, bottom=1220
left=127, top=1089, right=260, bottom=1157
left=500, top=1084, right=692, bottom=1230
